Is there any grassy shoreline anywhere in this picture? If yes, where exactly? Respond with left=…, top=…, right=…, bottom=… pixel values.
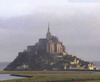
left=0, top=71, right=100, bottom=82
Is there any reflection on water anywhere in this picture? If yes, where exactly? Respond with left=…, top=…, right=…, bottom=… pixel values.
left=0, top=74, right=25, bottom=81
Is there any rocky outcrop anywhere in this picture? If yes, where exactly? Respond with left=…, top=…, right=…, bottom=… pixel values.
left=4, top=50, right=96, bottom=71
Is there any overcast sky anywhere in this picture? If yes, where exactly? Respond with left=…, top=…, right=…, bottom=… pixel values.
left=0, top=0, right=100, bottom=62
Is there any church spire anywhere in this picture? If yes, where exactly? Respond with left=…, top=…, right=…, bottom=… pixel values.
left=46, top=23, right=51, bottom=40
left=48, top=23, right=50, bottom=32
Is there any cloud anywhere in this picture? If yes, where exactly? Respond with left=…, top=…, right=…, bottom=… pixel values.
left=0, top=1, right=100, bottom=61
left=69, top=0, right=100, bottom=3
left=0, top=0, right=69, bottom=18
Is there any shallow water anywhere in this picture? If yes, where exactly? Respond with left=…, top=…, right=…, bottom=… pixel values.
left=0, top=74, right=25, bottom=81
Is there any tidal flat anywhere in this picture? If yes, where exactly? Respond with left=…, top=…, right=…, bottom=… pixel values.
left=0, top=71, right=100, bottom=82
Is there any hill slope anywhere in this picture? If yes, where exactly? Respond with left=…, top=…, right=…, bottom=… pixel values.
left=4, top=51, right=96, bottom=71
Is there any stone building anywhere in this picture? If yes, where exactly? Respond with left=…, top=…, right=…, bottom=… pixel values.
left=46, top=25, right=66, bottom=54
left=27, top=25, right=66, bottom=55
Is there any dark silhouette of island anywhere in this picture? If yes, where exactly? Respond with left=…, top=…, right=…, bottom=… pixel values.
left=4, top=25, right=96, bottom=71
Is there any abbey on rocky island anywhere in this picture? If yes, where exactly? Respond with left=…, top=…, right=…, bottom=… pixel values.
left=4, top=25, right=96, bottom=71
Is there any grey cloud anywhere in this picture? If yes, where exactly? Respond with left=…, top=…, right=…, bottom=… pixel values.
left=0, top=2, right=100, bottom=61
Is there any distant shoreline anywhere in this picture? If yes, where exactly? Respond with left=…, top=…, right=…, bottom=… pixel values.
left=0, top=70, right=100, bottom=74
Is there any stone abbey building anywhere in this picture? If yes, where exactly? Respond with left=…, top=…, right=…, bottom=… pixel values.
left=27, top=25, right=66, bottom=55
